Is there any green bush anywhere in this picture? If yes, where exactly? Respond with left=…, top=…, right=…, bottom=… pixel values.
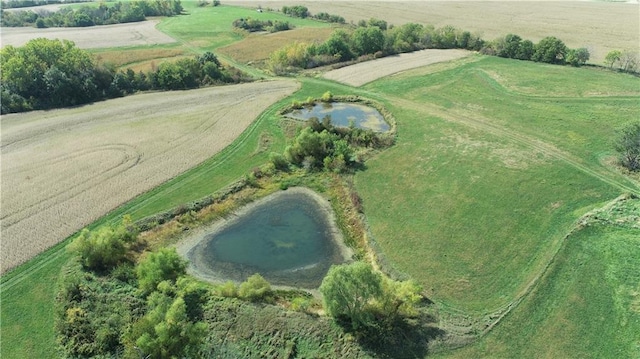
left=136, top=248, right=187, bottom=294
left=69, top=217, right=137, bottom=271
left=238, top=274, right=271, bottom=301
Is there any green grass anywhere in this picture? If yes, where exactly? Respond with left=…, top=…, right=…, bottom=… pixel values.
left=356, top=56, right=639, bottom=316
left=158, top=3, right=331, bottom=53
left=434, top=206, right=640, bottom=358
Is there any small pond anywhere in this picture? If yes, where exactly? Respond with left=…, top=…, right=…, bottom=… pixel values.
left=285, top=102, right=390, bottom=132
left=178, top=188, right=352, bottom=289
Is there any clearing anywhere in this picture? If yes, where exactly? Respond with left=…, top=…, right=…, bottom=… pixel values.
left=322, top=49, right=471, bottom=87
left=0, top=20, right=176, bottom=49
left=0, top=80, right=299, bottom=273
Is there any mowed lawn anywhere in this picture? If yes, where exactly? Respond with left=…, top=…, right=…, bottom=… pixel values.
left=356, top=56, right=640, bottom=315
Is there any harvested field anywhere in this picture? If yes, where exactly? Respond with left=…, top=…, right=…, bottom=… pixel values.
left=0, top=20, right=176, bottom=49
left=218, top=27, right=335, bottom=64
left=226, top=1, right=639, bottom=64
left=323, top=49, right=471, bottom=87
left=0, top=80, right=299, bottom=273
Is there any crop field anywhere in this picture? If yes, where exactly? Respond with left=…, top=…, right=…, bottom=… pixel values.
left=227, top=0, right=639, bottom=64
left=323, top=49, right=472, bottom=87
left=217, top=26, right=336, bottom=65
left=0, top=20, right=176, bottom=49
left=1, top=80, right=298, bottom=273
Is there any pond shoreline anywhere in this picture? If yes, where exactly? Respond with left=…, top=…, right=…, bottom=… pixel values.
left=175, top=187, right=354, bottom=291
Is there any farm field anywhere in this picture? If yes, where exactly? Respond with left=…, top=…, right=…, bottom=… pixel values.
left=1, top=80, right=298, bottom=273
left=227, top=0, right=639, bottom=64
left=323, top=49, right=471, bottom=87
left=2, top=2, right=640, bottom=358
left=0, top=20, right=176, bottom=49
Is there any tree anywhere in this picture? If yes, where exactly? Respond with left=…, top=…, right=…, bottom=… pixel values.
left=620, top=51, right=639, bottom=73
left=515, top=39, right=534, bottom=60
left=136, top=248, right=187, bottom=294
left=566, top=47, right=590, bottom=67
left=605, top=50, right=622, bottom=69
left=532, top=36, right=567, bottom=64
left=352, top=26, right=385, bottom=56
left=70, top=216, right=137, bottom=271
left=615, top=121, right=640, bottom=171
left=498, top=34, right=522, bottom=59
left=320, top=262, right=383, bottom=331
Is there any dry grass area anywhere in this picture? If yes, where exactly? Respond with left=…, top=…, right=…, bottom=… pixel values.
left=0, top=80, right=299, bottom=273
left=93, top=47, right=185, bottom=69
left=226, top=0, right=639, bottom=64
left=323, top=49, right=472, bottom=86
left=217, top=27, right=336, bottom=64
left=0, top=20, right=176, bottom=49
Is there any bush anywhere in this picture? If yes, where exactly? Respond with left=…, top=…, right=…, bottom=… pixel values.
left=238, top=273, right=271, bottom=301
left=269, top=152, right=289, bottom=171
left=136, top=248, right=187, bottom=294
left=70, top=217, right=137, bottom=271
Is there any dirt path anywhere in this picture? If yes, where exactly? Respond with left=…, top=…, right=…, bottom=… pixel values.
left=0, top=20, right=176, bottom=49
left=323, top=49, right=471, bottom=87
left=0, top=80, right=299, bottom=273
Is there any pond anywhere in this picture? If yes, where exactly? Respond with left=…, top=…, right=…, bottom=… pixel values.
left=177, top=188, right=352, bottom=289
left=285, top=102, right=390, bottom=132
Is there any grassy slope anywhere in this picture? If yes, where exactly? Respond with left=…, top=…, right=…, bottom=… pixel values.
left=354, top=56, right=639, bottom=355
left=435, top=206, right=640, bottom=358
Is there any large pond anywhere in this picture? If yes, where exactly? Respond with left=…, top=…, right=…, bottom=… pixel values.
left=285, top=102, right=390, bottom=132
left=177, top=188, right=352, bottom=289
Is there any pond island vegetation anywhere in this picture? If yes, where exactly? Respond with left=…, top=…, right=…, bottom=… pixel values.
left=1, top=1, right=639, bottom=359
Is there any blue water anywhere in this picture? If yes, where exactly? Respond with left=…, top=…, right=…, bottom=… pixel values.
left=285, top=102, right=390, bottom=132
left=204, top=193, right=333, bottom=276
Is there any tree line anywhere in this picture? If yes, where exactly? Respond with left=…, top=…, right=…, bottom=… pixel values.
left=282, top=5, right=345, bottom=24
left=0, top=0, right=182, bottom=28
left=0, top=38, right=248, bottom=114
left=267, top=17, right=602, bottom=74
left=0, top=0, right=91, bottom=9
left=232, top=17, right=292, bottom=33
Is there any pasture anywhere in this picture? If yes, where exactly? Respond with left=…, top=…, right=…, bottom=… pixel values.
left=2, top=2, right=639, bottom=358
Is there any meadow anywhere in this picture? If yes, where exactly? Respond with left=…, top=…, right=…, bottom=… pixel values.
left=1, top=2, right=639, bottom=358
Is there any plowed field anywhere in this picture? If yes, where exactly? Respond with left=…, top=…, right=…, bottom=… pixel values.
left=0, top=80, right=299, bottom=273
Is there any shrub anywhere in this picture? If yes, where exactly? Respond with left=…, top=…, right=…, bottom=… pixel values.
left=70, top=217, right=137, bottom=271
left=238, top=273, right=271, bottom=301
left=321, top=91, right=333, bottom=103
left=269, top=152, right=289, bottom=171
left=136, top=247, right=187, bottom=294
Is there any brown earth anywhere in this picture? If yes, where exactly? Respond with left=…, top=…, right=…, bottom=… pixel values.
left=0, top=80, right=299, bottom=273
left=226, top=0, right=640, bottom=64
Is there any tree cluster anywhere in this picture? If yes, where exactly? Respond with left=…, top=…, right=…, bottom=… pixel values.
left=615, top=121, right=640, bottom=171
left=268, top=21, right=484, bottom=73
left=484, top=33, right=590, bottom=67
left=320, top=262, right=422, bottom=333
left=273, top=99, right=388, bottom=174
left=0, top=0, right=90, bottom=9
left=0, top=0, right=182, bottom=28
left=232, top=17, right=292, bottom=33
left=59, top=227, right=210, bottom=359
left=605, top=50, right=639, bottom=73
left=281, top=5, right=309, bottom=18
left=1, top=38, right=245, bottom=114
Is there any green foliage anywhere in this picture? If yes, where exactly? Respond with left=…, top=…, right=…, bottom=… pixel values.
left=216, top=280, right=239, bottom=298
left=566, top=47, right=590, bottom=67
left=54, top=260, right=145, bottom=358
left=233, top=17, right=292, bottom=33
left=313, top=12, right=345, bottom=24
left=136, top=248, right=187, bottom=294
left=321, top=91, right=333, bottom=102
left=615, top=121, right=640, bottom=171
left=129, top=285, right=207, bottom=359
left=605, top=49, right=622, bottom=69
left=238, top=273, right=271, bottom=301
left=282, top=5, right=309, bottom=18
left=69, top=216, right=137, bottom=271
left=0, top=0, right=183, bottom=28
left=352, top=26, right=385, bottom=57
left=320, top=262, right=383, bottom=331
left=532, top=36, right=567, bottom=64
left=269, top=152, right=290, bottom=171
